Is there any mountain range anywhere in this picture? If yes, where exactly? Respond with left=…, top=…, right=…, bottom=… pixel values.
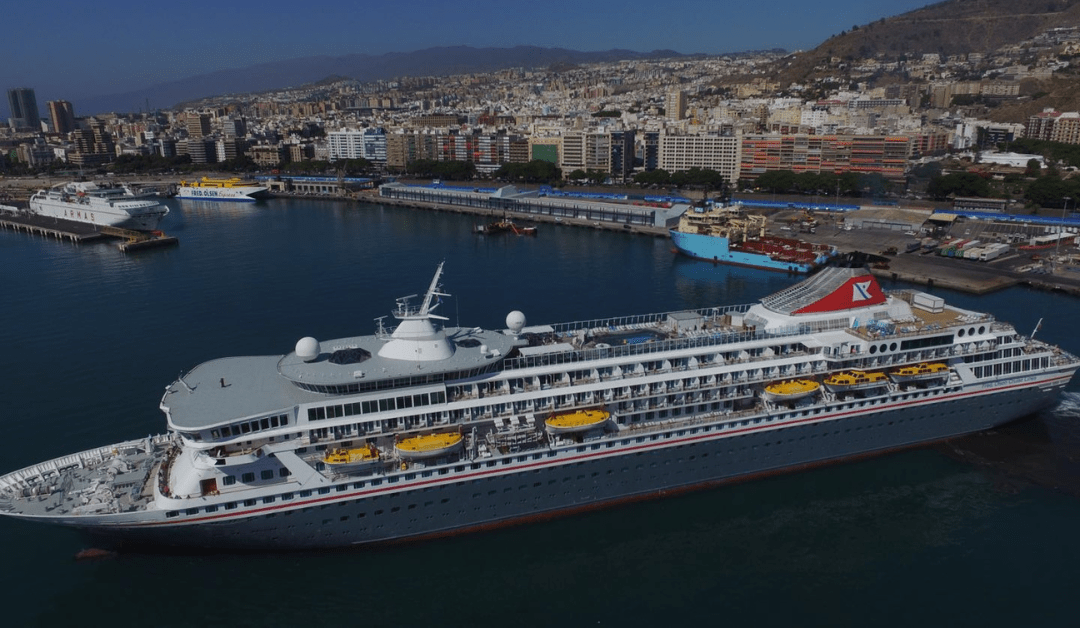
left=774, top=0, right=1080, bottom=83
left=58, top=0, right=1080, bottom=116
left=78, top=46, right=696, bottom=115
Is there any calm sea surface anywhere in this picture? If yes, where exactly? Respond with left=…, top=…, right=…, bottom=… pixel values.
left=3, top=198, right=1080, bottom=627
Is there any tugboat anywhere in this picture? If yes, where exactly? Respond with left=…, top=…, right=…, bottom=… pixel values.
left=474, top=218, right=537, bottom=236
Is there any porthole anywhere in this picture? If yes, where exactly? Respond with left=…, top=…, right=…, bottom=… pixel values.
left=978, top=325, right=986, bottom=334
left=869, top=345, right=877, bottom=354
left=958, top=328, right=965, bottom=337
left=968, top=327, right=975, bottom=336
left=890, top=342, right=897, bottom=351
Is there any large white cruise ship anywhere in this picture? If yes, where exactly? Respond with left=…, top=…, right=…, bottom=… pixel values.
left=0, top=260, right=1075, bottom=550
left=29, top=181, right=169, bottom=231
left=176, top=177, right=269, bottom=202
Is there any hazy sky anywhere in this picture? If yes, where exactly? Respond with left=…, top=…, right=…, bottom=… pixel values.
left=4, top=0, right=933, bottom=112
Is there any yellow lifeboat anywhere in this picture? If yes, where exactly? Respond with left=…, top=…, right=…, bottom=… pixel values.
left=889, top=362, right=949, bottom=384
left=763, top=378, right=820, bottom=403
left=394, top=432, right=463, bottom=460
left=545, top=409, right=610, bottom=434
left=323, top=443, right=380, bottom=465
left=823, top=370, right=888, bottom=393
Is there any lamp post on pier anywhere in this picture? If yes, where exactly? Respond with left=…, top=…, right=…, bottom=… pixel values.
left=1054, top=196, right=1070, bottom=275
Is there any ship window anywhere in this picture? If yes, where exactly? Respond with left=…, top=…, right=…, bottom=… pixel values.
left=279, top=468, right=289, bottom=477
left=282, top=493, right=294, bottom=500
left=223, top=475, right=236, bottom=486
left=243, top=499, right=256, bottom=507
left=263, top=496, right=275, bottom=504
left=261, top=470, right=274, bottom=480
left=166, top=511, right=178, bottom=518
left=869, top=345, right=877, bottom=354
left=242, top=472, right=255, bottom=482
left=186, top=508, right=199, bottom=515
left=205, top=505, right=218, bottom=512
left=211, top=429, right=220, bottom=438
left=890, top=343, right=897, bottom=352
left=270, top=416, right=280, bottom=427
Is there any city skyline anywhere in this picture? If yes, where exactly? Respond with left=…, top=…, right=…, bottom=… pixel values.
left=4, top=0, right=930, bottom=117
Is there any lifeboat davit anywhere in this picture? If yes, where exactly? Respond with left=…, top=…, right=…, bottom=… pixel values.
left=888, top=362, right=949, bottom=384
left=545, top=409, right=610, bottom=435
left=823, top=370, right=888, bottom=393
left=394, top=432, right=463, bottom=460
left=324, top=443, right=380, bottom=466
left=763, top=378, right=820, bottom=403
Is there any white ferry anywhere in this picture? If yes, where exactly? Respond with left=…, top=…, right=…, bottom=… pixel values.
left=176, top=177, right=269, bottom=202
left=0, top=261, right=1075, bottom=550
left=29, top=181, right=169, bottom=231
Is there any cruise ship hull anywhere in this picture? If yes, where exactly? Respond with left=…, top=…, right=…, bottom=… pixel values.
left=11, top=371, right=1069, bottom=551
left=2, top=262, right=1076, bottom=552
left=669, top=229, right=825, bottom=273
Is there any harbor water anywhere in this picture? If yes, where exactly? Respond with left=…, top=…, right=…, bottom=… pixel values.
left=3, top=197, right=1080, bottom=626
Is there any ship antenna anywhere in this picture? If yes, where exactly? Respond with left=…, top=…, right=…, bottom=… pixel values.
left=1031, top=317, right=1043, bottom=340
left=418, top=260, right=447, bottom=316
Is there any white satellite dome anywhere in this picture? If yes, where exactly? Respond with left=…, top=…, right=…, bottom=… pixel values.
left=295, top=336, right=321, bottom=362
left=506, top=310, right=526, bottom=335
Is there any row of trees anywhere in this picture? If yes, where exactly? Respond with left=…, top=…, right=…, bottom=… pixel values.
left=748, top=170, right=893, bottom=198
left=495, top=160, right=561, bottom=184
left=1006, top=138, right=1080, bottom=170
left=404, top=159, right=477, bottom=181
left=632, top=167, right=728, bottom=189
left=925, top=170, right=1080, bottom=209
left=925, top=172, right=993, bottom=200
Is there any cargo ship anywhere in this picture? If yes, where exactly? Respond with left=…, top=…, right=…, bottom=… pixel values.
left=670, top=200, right=835, bottom=272
left=0, top=259, right=1075, bottom=551
left=176, top=177, right=269, bottom=202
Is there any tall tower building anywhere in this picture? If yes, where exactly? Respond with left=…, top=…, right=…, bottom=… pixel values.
left=48, top=100, right=76, bottom=135
left=186, top=113, right=212, bottom=138
left=665, top=90, right=687, bottom=121
left=7, top=88, right=41, bottom=131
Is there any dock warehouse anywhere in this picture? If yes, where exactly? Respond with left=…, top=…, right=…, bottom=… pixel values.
left=379, top=183, right=689, bottom=228
left=842, top=207, right=931, bottom=232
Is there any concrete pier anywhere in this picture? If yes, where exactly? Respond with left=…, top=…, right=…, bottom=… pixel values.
left=0, top=211, right=106, bottom=243
left=1, top=210, right=176, bottom=252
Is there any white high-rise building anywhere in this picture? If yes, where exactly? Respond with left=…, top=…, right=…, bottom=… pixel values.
left=328, top=128, right=387, bottom=163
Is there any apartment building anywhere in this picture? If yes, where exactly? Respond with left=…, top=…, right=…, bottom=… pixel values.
left=739, top=134, right=910, bottom=181
left=658, top=132, right=740, bottom=183
left=328, top=128, right=387, bottom=163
